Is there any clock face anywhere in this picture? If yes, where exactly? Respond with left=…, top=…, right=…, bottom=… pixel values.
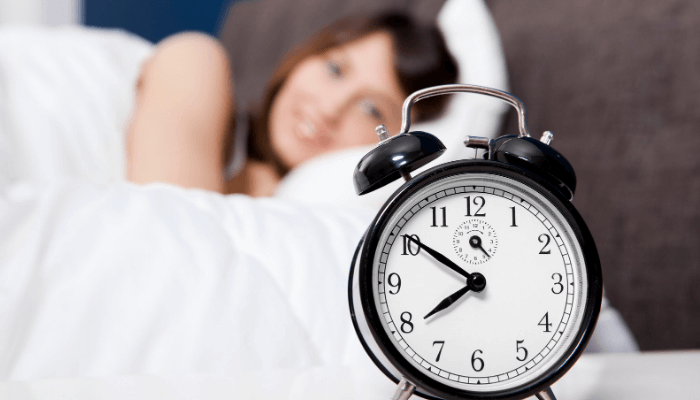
left=369, top=171, right=589, bottom=393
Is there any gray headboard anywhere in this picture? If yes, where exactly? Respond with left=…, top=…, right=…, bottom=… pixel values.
left=487, top=0, right=700, bottom=351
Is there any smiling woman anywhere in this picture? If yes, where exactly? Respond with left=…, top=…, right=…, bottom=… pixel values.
left=126, top=13, right=458, bottom=196
left=267, top=31, right=404, bottom=170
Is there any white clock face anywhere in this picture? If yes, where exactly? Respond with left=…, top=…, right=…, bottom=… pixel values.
left=372, top=173, right=588, bottom=392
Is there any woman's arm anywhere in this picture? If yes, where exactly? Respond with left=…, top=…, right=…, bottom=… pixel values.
left=126, top=32, right=234, bottom=193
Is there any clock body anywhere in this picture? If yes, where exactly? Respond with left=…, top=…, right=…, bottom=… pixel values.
left=349, top=160, right=602, bottom=400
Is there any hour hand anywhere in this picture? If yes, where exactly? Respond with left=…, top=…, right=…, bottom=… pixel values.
left=424, top=285, right=470, bottom=319
left=424, top=272, right=486, bottom=319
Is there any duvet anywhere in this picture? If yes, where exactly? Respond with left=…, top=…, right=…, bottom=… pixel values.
left=0, top=179, right=374, bottom=380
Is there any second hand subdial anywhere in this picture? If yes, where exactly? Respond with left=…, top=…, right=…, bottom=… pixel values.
left=453, top=219, right=498, bottom=264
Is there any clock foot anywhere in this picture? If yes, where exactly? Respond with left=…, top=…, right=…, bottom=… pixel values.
left=391, top=378, right=416, bottom=400
left=535, top=386, right=557, bottom=400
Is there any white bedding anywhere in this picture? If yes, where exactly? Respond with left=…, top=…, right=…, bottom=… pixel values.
left=0, top=26, right=151, bottom=188
left=0, top=0, right=635, bottom=384
left=0, top=180, right=375, bottom=380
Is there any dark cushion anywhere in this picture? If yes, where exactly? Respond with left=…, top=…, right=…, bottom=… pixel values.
left=487, top=0, right=700, bottom=350
left=218, top=0, right=444, bottom=110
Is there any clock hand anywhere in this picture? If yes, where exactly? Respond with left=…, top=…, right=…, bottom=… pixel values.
left=424, top=285, right=470, bottom=319
left=469, top=235, right=491, bottom=258
left=404, top=235, right=473, bottom=279
left=424, top=272, right=486, bottom=319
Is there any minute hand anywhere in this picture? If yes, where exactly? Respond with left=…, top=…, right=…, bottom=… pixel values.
left=405, top=235, right=472, bottom=279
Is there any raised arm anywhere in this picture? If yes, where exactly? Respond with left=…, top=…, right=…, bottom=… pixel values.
left=126, top=32, right=234, bottom=193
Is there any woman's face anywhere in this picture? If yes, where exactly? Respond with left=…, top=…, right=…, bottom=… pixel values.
left=269, top=31, right=405, bottom=170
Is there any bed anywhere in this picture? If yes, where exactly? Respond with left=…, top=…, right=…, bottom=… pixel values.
left=0, top=0, right=634, bottom=383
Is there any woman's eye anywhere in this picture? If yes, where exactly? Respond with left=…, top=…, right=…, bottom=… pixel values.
left=359, top=99, right=384, bottom=121
left=325, top=60, right=343, bottom=78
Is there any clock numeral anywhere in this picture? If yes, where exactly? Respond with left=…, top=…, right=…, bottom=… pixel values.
left=551, top=273, right=564, bottom=294
left=471, top=349, right=484, bottom=372
left=402, top=235, right=421, bottom=256
left=510, top=206, right=517, bottom=227
left=538, top=312, right=553, bottom=332
left=400, top=312, right=414, bottom=334
left=516, top=340, right=528, bottom=362
left=433, top=341, right=445, bottom=362
left=387, top=273, right=401, bottom=295
left=430, top=206, right=448, bottom=227
left=538, top=234, right=552, bottom=254
left=465, top=196, right=486, bottom=217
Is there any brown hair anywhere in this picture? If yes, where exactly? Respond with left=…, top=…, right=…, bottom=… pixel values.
left=241, top=12, right=458, bottom=174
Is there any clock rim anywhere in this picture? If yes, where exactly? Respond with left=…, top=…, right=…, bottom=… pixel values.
left=355, top=159, right=603, bottom=400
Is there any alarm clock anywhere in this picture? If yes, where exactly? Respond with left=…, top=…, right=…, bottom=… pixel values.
left=348, top=84, right=602, bottom=400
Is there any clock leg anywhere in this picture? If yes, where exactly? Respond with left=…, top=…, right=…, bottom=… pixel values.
left=535, top=387, right=557, bottom=400
left=391, top=378, right=416, bottom=400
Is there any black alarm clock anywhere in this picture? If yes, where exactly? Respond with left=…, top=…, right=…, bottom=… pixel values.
left=348, top=84, right=602, bottom=400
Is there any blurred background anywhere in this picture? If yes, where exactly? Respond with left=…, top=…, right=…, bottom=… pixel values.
left=1, top=0, right=698, bottom=353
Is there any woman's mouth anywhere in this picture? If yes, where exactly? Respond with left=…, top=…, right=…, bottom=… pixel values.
left=290, top=105, right=331, bottom=148
left=298, top=118, right=317, bottom=139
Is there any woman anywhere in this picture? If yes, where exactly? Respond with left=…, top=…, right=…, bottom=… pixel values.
left=126, top=13, right=458, bottom=196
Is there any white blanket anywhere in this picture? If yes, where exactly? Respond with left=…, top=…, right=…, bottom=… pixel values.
left=0, top=180, right=374, bottom=380
left=0, top=26, right=151, bottom=188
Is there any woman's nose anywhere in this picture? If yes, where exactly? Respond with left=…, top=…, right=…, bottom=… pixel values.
left=317, top=89, right=353, bottom=125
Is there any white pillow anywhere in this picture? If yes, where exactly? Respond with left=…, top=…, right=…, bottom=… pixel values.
left=0, top=26, right=153, bottom=189
left=274, top=0, right=510, bottom=210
